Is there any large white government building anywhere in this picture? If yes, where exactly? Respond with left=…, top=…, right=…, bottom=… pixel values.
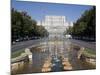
left=37, top=15, right=73, bottom=38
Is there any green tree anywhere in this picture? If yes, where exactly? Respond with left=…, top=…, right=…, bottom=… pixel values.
left=65, top=6, right=96, bottom=41
left=11, top=8, right=48, bottom=42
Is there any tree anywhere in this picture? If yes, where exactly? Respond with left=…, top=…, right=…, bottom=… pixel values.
left=65, top=6, right=96, bottom=41
left=11, top=8, right=48, bottom=42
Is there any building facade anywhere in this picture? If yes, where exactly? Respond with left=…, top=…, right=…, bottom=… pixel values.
left=37, top=15, right=73, bottom=38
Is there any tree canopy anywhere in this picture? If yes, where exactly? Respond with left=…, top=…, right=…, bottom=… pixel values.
left=65, top=6, right=96, bottom=41
left=11, top=8, right=48, bottom=41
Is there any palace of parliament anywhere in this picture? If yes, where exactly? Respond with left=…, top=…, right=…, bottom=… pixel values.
left=37, top=15, right=73, bottom=38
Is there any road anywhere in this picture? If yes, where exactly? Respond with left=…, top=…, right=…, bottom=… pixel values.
left=69, top=39, right=96, bottom=50
left=11, top=38, right=96, bottom=52
left=11, top=38, right=47, bottom=52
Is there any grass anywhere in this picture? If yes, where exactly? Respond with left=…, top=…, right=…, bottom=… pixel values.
left=83, top=48, right=96, bottom=58
left=85, top=48, right=96, bottom=55
left=11, top=49, right=25, bottom=58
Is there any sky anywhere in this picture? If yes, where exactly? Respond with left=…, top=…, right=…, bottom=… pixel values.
left=11, top=0, right=93, bottom=22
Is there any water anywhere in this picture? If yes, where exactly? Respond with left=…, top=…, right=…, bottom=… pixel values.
left=11, top=39, right=95, bottom=75
left=51, top=56, right=63, bottom=72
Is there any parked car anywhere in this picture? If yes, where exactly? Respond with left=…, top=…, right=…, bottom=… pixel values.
left=15, top=39, right=20, bottom=42
left=12, top=41, right=16, bottom=45
left=65, top=34, right=72, bottom=39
